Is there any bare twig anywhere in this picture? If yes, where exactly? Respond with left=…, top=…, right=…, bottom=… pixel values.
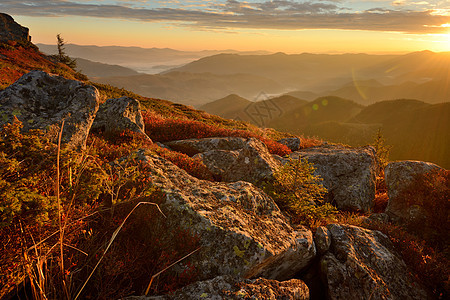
left=144, top=247, right=202, bottom=296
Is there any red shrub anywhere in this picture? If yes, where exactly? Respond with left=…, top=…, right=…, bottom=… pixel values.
left=366, top=221, right=449, bottom=299
left=143, top=112, right=291, bottom=156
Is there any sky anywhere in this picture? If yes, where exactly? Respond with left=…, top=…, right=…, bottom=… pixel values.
left=1, top=0, right=450, bottom=53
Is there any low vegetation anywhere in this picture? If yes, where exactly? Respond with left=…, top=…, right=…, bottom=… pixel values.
left=263, top=157, right=337, bottom=228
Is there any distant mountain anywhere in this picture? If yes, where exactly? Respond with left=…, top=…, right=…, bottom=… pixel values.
left=95, top=72, right=284, bottom=107
left=299, top=99, right=450, bottom=168
left=37, top=43, right=271, bottom=74
left=321, top=80, right=449, bottom=104
left=352, top=100, right=450, bottom=168
left=358, top=50, right=450, bottom=84
left=200, top=94, right=251, bottom=119
left=286, top=90, right=319, bottom=101
left=166, top=51, right=450, bottom=105
left=200, top=94, right=308, bottom=125
left=75, top=58, right=140, bottom=78
left=267, top=96, right=364, bottom=132
left=167, top=52, right=397, bottom=91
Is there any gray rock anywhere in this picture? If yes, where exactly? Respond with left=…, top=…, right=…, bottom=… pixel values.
left=140, top=275, right=309, bottom=300
left=290, top=144, right=378, bottom=212
left=277, top=137, right=301, bottom=152
left=165, top=137, right=249, bottom=156
left=314, top=226, right=331, bottom=254
left=0, top=70, right=99, bottom=149
left=134, top=150, right=316, bottom=281
left=384, top=161, right=448, bottom=241
left=362, top=213, right=390, bottom=226
left=0, top=13, right=31, bottom=43
left=196, top=138, right=281, bottom=184
left=92, top=96, right=150, bottom=140
left=320, top=224, right=429, bottom=300
left=385, top=160, right=443, bottom=223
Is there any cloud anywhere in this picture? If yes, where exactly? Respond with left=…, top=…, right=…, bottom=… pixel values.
left=1, top=0, right=449, bottom=34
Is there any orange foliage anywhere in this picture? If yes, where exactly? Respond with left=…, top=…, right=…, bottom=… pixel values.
left=143, top=112, right=291, bottom=157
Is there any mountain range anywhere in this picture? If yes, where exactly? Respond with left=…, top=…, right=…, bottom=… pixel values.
left=37, top=43, right=270, bottom=74
left=57, top=47, right=449, bottom=106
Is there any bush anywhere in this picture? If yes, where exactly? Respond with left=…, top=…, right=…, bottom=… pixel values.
left=395, top=169, right=449, bottom=248
left=143, top=112, right=291, bottom=156
left=263, top=157, right=337, bottom=227
left=365, top=220, right=449, bottom=299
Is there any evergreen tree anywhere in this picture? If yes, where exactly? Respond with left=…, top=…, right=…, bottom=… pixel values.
left=56, top=33, right=77, bottom=69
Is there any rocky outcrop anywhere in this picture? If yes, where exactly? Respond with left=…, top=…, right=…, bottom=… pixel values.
left=92, top=96, right=150, bottom=140
left=290, top=145, right=377, bottom=212
left=384, top=160, right=448, bottom=241
left=385, top=160, right=443, bottom=223
left=277, top=137, right=301, bottom=152
left=319, top=224, right=429, bottom=300
left=165, top=137, right=249, bottom=156
left=134, top=150, right=316, bottom=281
left=194, top=138, right=281, bottom=184
left=143, top=275, right=309, bottom=300
left=0, top=70, right=99, bottom=148
left=0, top=13, right=31, bottom=43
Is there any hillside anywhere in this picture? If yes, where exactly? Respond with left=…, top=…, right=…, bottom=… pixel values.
left=199, top=94, right=308, bottom=123
left=75, top=57, right=140, bottom=78
left=95, top=71, right=284, bottom=107
left=267, top=96, right=364, bottom=132
left=352, top=100, right=450, bottom=168
left=199, top=94, right=252, bottom=119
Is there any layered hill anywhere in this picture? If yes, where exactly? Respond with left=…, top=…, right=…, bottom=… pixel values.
left=75, top=57, right=140, bottom=78
left=95, top=71, right=284, bottom=107
left=199, top=94, right=308, bottom=124
left=37, top=43, right=270, bottom=73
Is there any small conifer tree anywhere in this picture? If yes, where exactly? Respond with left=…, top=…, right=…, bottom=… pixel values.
left=56, top=33, right=77, bottom=69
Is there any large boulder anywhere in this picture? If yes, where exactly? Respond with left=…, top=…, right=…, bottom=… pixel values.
left=385, top=160, right=443, bottom=221
left=385, top=160, right=448, bottom=240
left=0, top=70, right=100, bottom=148
left=0, top=13, right=31, bottom=43
left=134, top=150, right=316, bottom=281
left=290, top=145, right=377, bottom=212
left=92, top=96, right=150, bottom=140
left=195, top=138, right=281, bottom=184
left=143, top=275, right=309, bottom=300
left=320, top=224, right=429, bottom=300
left=165, top=137, right=249, bottom=156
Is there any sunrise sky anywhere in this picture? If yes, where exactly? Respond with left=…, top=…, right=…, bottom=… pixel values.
left=1, top=0, right=450, bottom=53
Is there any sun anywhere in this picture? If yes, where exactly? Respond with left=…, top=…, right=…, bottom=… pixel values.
left=444, top=34, right=450, bottom=50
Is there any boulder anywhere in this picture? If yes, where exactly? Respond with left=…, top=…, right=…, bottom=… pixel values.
left=384, top=160, right=448, bottom=241
left=0, top=13, right=31, bottom=43
left=165, top=137, right=249, bottom=156
left=142, top=275, right=309, bottom=300
left=92, top=96, right=150, bottom=140
left=0, top=70, right=99, bottom=149
left=195, top=138, right=281, bottom=184
left=385, top=160, right=443, bottom=222
left=277, top=137, right=301, bottom=152
left=314, top=226, right=331, bottom=254
left=320, top=224, right=429, bottom=300
left=290, top=145, right=377, bottom=212
left=134, top=150, right=316, bottom=281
